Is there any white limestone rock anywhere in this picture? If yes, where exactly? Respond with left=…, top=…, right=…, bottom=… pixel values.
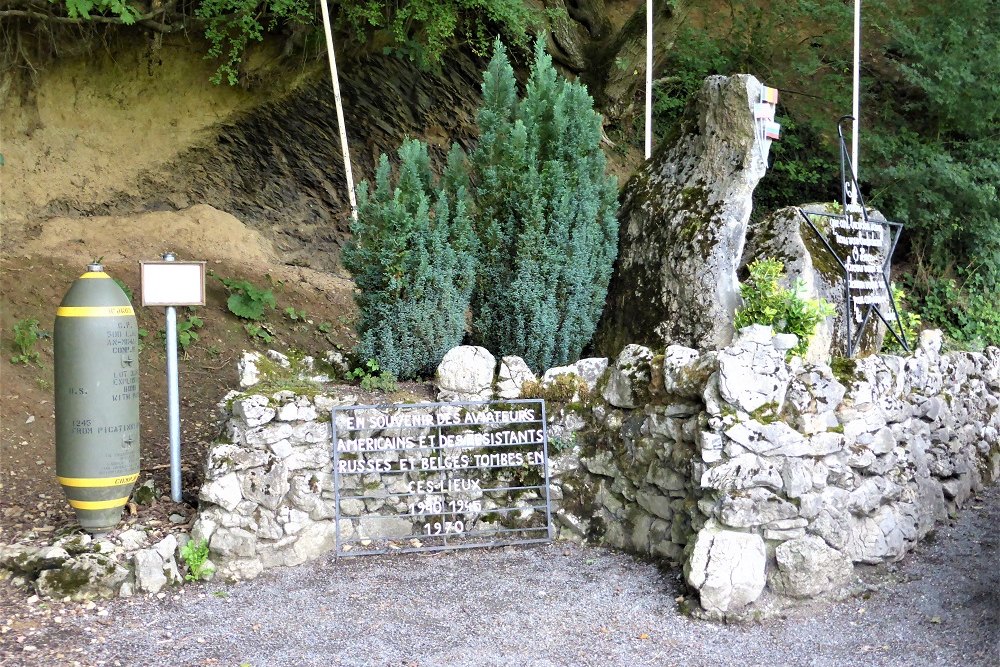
left=35, top=554, right=131, bottom=601
left=200, top=472, right=244, bottom=513
left=133, top=547, right=170, bottom=594
left=436, top=346, right=496, bottom=401
left=701, top=453, right=783, bottom=492
left=662, top=347, right=719, bottom=399
left=232, top=395, right=276, bottom=428
left=718, top=488, right=799, bottom=528
left=602, top=344, right=654, bottom=409
left=496, top=356, right=536, bottom=399
left=685, top=522, right=767, bottom=615
left=572, top=358, right=610, bottom=391
left=238, top=351, right=263, bottom=388
left=768, top=535, right=854, bottom=598
left=717, top=326, right=790, bottom=413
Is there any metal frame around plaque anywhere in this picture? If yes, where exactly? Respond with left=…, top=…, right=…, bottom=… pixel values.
left=796, top=115, right=910, bottom=357
left=331, top=398, right=553, bottom=557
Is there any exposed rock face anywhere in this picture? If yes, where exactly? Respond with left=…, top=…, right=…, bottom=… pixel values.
left=742, top=204, right=893, bottom=359
left=594, top=74, right=772, bottom=355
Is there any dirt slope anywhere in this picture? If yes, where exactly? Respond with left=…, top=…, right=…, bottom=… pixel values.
left=0, top=205, right=357, bottom=545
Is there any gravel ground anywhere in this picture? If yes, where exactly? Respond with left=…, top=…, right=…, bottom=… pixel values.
left=2, top=484, right=997, bottom=667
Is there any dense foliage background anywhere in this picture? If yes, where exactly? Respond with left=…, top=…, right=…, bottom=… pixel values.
left=655, top=0, right=999, bottom=347
left=4, top=0, right=997, bottom=348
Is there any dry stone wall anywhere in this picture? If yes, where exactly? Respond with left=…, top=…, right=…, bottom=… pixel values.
left=183, top=336, right=998, bottom=621
left=12, top=338, right=982, bottom=609
left=552, top=328, right=998, bottom=619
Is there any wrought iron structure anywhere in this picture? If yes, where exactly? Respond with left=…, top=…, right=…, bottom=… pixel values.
left=796, top=116, right=909, bottom=357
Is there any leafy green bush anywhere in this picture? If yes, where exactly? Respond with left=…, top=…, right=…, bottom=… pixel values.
left=866, top=0, right=1000, bottom=282
left=64, top=0, right=135, bottom=23
left=340, top=0, right=535, bottom=69
left=214, top=274, right=277, bottom=321
left=469, top=38, right=619, bottom=372
left=177, top=314, right=205, bottom=352
left=735, top=259, right=834, bottom=357
left=197, top=0, right=312, bottom=85
left=347, top=358, right=398, bottom=393
left=907, top=271, right=1000, bottom=349
left=342, top=138, right=476, bottom=379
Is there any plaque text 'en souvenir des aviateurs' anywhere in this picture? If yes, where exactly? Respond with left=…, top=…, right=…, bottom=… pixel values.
left=331, top=399, right=552, bottom=556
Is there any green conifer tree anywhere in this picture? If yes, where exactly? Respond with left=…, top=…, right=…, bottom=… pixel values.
left=470, top=38, right=619, bottom=371
left=342, top=139, right=476, bottom=379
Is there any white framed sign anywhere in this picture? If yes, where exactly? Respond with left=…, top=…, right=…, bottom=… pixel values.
left=140, top=261, right=206, bottom=307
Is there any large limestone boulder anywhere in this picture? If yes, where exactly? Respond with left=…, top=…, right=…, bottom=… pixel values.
left=741, top=204, right=894, bottom=359
left=594, top=74, right=773, bottom=354
left=684, top=521, right=767, bottom=615
left=767, top=535, right=854, bottom=598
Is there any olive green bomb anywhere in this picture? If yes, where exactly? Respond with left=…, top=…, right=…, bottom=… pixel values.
left=54, top=264, right=140, bottom=534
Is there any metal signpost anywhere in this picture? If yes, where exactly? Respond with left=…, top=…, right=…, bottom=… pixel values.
left=140, top=253, right=206, bottom=502
left=331, top=399, right=553, bottom=557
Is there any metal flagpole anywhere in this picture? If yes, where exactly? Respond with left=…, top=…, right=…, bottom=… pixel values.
left=851, top=0, right=861, bottom=205
left=645, top=0, right=653, bottom=159
left=319, top=0, right=358, bottom=221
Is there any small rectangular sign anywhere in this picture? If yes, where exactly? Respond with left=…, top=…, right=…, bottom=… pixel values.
left=331, top=399, right=552, bottom=557
left=140, top=261, right=206, bottom=307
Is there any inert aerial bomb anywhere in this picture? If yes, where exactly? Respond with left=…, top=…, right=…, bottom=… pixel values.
left=54, top=263, right=140, bottom=533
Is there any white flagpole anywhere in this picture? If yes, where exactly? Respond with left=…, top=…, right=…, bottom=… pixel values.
left=645, top=0, right=653, bottom=160
left=319, top=0, right=358, bottom=221
left=851, top=0, right=861, bottom=205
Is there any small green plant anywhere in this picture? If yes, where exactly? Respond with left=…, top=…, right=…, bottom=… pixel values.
left=179, top=539, right=215, bottom=582
left=10, top=318, right=41, bottom=365
left=549, top=431, right=577, bottom=454
left=735, top=258, right=835, bottom=357
left=348, top=358, right=398, bottom=392
left=132, top=479, right=157, bottom=506
left=177, top=314, right=204, bottom=352
left=317, top=322, right=332, bottom=334
left=244, top=322, right=275, bottom=344
left=158, top=313, right=204, bottom=353
left=214, top=274, right=276, bottom=321
left=284, top=306, right=307, bottom=322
